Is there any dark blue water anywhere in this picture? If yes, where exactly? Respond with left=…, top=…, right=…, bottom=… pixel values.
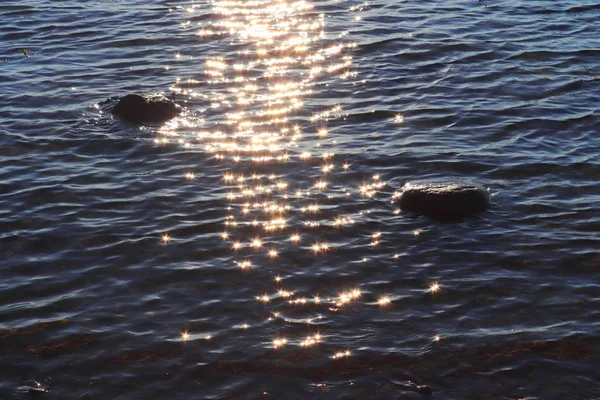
left=1, top=1, right=599, bottom=399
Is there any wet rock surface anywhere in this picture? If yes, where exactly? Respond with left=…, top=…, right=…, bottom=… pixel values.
left=110, top=93, right=181, bottom=125
left=398, top=181, right=490, bottom=221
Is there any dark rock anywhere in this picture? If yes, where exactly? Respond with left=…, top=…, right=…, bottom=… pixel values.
left=26, top=382, right=49, bottom=397
left=28, top=386, right=49, bottom=396
left=398, top=381, right=433, bottom=396
left=111, top=93, right=181, bottom=125
left=416, top=385, right=433, bottom=396
left=398, top=181, right=490, bottom=221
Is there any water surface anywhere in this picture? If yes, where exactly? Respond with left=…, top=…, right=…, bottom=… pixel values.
left=1, top=1, right=599, bottom=399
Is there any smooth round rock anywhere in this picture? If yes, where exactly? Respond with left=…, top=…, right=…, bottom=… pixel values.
left=111, top=94, right=180, bottom=125
left=398, top=181, right=490, bottom=220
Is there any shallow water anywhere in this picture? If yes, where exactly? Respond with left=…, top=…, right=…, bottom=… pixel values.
left=1, top=1, right=599, bottom=399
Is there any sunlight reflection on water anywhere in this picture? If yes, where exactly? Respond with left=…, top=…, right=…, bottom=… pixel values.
left=157, top=0, right=432, bottom=356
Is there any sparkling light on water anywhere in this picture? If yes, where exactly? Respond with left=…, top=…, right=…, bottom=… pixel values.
left=157, top=0, right=436, bottom=360
left=429, top=282, right=441, bottom=293
left=378, top=296, right=391, bottom=307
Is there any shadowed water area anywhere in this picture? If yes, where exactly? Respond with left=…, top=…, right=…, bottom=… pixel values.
left=1, top=0, right=599, bottom=399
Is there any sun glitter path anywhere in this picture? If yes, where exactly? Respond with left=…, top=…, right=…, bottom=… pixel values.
left=157, top=1, right=440, bottom=358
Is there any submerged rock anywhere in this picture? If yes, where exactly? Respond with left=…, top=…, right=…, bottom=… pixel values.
left=416, top=385, right=433, bottom=396
left=110, top=93, right=181, bottom=125
left=398, top=181, right=490, bottom=220
left=28, top=386, right=49, bottom=396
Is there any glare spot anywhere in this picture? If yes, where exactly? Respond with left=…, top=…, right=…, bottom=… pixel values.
left=322, top=164, right=333, bottom=173
left=332, top=349, right=351, bottom=359
left=300, top=333, right=322, bottom=347
left=393, top=114, right=404, bottom=123
left=223, top=173, right=235, bottom=182
left=337, top=289, right=361, bottom=306
left=181, top=331, right=190, bottom=341
left=378, top=296, right=391, bottom=307
left=257, top=294, right=271, bottom=303
left=429, top=282, right=441, bottom=293
left=311, top=242, right=329, bottom=253
left=314, top=180, right=328, bottom=190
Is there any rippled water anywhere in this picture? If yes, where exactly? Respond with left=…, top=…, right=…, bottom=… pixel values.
left=1, top=1, right=599, bottom=399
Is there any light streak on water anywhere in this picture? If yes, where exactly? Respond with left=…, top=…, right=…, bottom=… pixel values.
left=160, top=0, right=433, bottom=357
